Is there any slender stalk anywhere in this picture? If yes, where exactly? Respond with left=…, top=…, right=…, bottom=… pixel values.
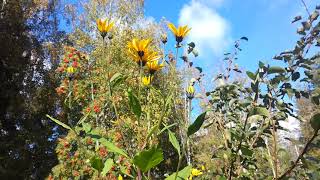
left=103, top=39, right=119, bottom=120
left=228, top=114, right=249, bottom=180
left=186, top=99, right=192, bottom=165
left=266, top=138, right=276, bottom=178
left=272, top=118, right=278, bottom=178
left=174, top=156, right=182, bottom=180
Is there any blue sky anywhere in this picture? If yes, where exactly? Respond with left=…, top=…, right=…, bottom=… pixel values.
left=145, top=0, right=317, bottom=122
left=145, top=0, right=318, bottom=74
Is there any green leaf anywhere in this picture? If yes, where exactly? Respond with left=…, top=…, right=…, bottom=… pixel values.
left=90, top=157, right=104, bottom=172
left=101, top=158, right=114, bottom=176
left=310, top=113, right=320, bottom=131
left=99, top=138, right=128, bottom=158
left=249, top=107, right=270, bottom=118
left=165, top=165, right=192, bottom=180
left=246, top=71, right=256, bottom=80
left=77, top=113, right=89, bottom=125
left=187, top=111, right=207, bottom=136
left=82, top=122, right=92, bottom=133
left=110, top=73, right=126, bottom=88
left=127, top=89, right=141, bottom=119
left=258, top=61, right=265, bottom=68
left=241, top=146, right=253, bottom=157
left=158, top=123, right=177, bottom=135
left=168, top=130, right=180, bottom=156
left=46, top=115, right=72, bottom=131
left=217, top=176, right=227, bottom=180
left=267, top=66, right=286, bottom=74
left=133, top=146, right=164, bottom=172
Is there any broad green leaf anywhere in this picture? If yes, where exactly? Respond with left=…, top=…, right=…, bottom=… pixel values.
left=267, top=66, right=286, bottom=74
left=249, top=107, right=270, bottom=118
left=133, top=146, right=164, bottom=172
left=168, top=130, right=180, bottom=156
left=82, top=122, right=92, bottom=133
left=165, top=165, right=192, bottom=180
left=127, top=89, right=141, bottom=119
left=46, top=115, right=72, bottom=131
left=90, top=157, right=103, bottom=172
left=258, top=61, right=265, bottom=68
left=310, top=113, right=320, bottom=131
left=99, top=138, right=128, bottom=158
left=187, top=111, right=207, bottom=136
left=101, top=158, right=114, bottom=176
left=246, top=71, right=256, bottom=80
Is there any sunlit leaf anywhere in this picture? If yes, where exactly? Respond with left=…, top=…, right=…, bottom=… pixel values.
left=165, top=165, right=192, bottom=180
left=46, top=115, right=72, bottom=131
left=101, top=158, right=114, bottom=176
left=246, top=71, right=256, bottom=80
left=99, top=138, right=128, bottom=157
left=133, top=146, right=164, bottom=172
left=168, top=130, right=180, bottom=156
left=249, top=107, right=269, bottom=118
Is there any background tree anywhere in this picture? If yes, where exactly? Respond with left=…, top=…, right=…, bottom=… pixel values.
left=0, top=0, right=65, bottom=179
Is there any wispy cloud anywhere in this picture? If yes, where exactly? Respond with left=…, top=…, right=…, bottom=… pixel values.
left=178, top=0, right=231, bottom=56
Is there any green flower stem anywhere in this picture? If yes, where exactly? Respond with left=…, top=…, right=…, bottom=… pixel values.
left=174, top=156, right=182, bottom=180
left=186, top=99, right=192, bottom=165
left=103, top=39, right=119, bottom=121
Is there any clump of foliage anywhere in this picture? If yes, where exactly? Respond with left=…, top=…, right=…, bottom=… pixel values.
left=46, top=1, right=320, bottom=180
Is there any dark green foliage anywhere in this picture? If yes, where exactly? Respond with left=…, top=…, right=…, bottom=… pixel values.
left=0, top=0, right=64, bottom=179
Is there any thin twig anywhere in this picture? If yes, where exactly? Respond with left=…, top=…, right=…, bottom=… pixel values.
left=277, top=129, right=319, bottom=179
left=300, top=0, right=311, bottom=17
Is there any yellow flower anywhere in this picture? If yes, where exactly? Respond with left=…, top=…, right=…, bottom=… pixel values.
left=186, top=85, right=195, bottom=99
left=118, top=175, right=123, bottom=180
left=127, top=38, right=160, bottom=66
left=191, top=168, right=203, bottom=176
left=67, top=66, right=75, bottom=74
left=142, top=75, right=153, bottom=86
left=146, top=60, right=165, bottom=74
left=201, top=165, right=205, bottom=171
left=96, top=18, right=114, bottom=38
left=167, top=22, right=191, bottom=43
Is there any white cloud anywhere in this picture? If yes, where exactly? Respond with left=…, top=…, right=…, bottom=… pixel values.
left=178, top=0, right=231, bottom=56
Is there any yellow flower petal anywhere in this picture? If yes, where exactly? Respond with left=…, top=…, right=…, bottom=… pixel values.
left=118, top=175, right=123, bottom=180
left=167, top=22, right=178, bottom=35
